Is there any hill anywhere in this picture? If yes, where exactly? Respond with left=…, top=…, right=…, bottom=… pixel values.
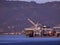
left=0, top=1, right=60, bottom=32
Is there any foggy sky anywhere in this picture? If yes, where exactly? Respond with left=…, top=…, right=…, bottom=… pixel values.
left=6, top=0, right=60, bottom=3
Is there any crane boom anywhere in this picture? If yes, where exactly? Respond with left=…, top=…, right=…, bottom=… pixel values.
left=27, top=18, right=36, bottom=26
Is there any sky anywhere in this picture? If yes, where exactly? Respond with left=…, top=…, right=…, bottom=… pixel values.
left=6, top=0, right=60, bottom=3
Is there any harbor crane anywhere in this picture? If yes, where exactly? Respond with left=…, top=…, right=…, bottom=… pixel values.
left=27, top=18, right=41, bottom=30
left=24, top=18, right=42, bottom=37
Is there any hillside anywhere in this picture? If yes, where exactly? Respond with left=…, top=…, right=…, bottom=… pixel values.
left=0, top=1, right=60, bottom=32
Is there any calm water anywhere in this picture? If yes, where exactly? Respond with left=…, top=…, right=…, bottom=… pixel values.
left=0, top=35, right=60, bottom=45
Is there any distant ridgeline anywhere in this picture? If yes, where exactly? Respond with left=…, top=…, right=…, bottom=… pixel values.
left=6, top=0, right=22, bottom=1
left=0, top=1, right=60, bottom=32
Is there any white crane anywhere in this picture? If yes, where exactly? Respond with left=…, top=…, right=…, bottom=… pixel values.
left=27, top=18, right=42, bottom=36
left=24, top=18, right=42, bottom=37
left=27, top=18, right=41, bottom=30
left=27, top=18, right=36, bottom=26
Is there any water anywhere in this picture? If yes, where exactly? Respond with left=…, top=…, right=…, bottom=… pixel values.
left=0, top=35, right=60, bottom=45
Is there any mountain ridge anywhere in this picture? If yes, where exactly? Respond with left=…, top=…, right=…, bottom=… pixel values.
left=0, top=1, right=60, bottom=32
